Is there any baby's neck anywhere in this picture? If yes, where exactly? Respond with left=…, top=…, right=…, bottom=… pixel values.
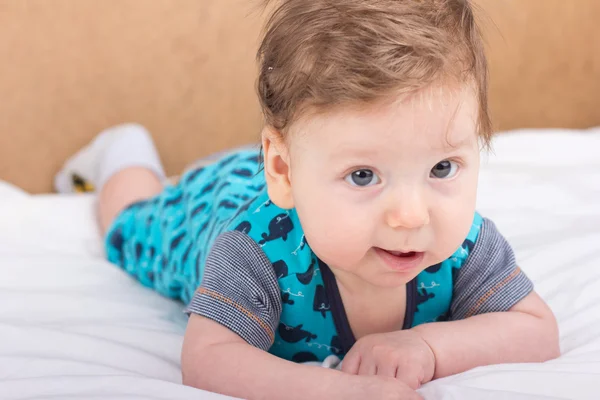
left=331, top=267, right=409, bottom=339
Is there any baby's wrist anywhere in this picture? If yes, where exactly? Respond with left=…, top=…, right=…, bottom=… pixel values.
left=412, top=327, right=437, bottom=382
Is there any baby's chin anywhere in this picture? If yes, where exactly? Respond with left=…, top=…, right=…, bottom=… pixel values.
left=351, top=256, right=428, bottom=288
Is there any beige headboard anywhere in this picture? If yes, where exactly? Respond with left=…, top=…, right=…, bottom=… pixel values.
left=1, top=0, right=599, bottom=194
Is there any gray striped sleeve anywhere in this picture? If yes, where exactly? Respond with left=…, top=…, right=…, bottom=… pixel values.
left=185, top=230, right=281, bottom=351
left=450, top=218, right=534, bottom=321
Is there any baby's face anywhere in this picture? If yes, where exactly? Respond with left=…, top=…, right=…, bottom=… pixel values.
left=287, top=87, right=481, bottom=288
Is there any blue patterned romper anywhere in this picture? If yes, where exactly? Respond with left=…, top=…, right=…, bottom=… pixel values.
left=105, top=147, right=530, bottom=362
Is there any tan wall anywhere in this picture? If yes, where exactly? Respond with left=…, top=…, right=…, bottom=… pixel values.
left=481, top=0, right=600, bottom=130
left=1, top=0, right=599, bottom=194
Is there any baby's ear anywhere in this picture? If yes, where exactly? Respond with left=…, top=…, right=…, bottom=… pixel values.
left=261, top=127, right=294, bottom=209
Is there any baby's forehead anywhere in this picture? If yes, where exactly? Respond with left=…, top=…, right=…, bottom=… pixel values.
left=394, top=83, right=478, bottom=121
left=292, top=87, right=478, bottom=146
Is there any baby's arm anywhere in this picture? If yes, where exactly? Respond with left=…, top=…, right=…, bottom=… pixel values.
left=183, top=231, right=420, bottom=399
left=413, top=290, right=559, bottom=379
left=182, top=314, right=421, bottom=400
left=343, top=219, right=559, bottom=387
left=416, top=219, right=560, bottom=377
left=415, top=219, right=560, bottom=377
left=182, top=314, right=344, bottom=399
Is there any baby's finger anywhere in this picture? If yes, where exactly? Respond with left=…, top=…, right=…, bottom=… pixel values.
left=341, top=350, right=360, bottom=375
left=395, top=367, right=421, bottom=390
left=357, top=356, right=377, bottom=376
left=376, top=362, right=398, bottom=378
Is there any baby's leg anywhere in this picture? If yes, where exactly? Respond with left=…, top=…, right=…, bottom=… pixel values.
left=55, top=123, right=166, bottom=233
left=98, top=167, right=163, bottom=233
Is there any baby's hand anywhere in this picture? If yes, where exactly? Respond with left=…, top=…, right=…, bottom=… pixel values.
left=349, top=375, right=423, bottom=400
left=341, top=330, right=435, bottom=390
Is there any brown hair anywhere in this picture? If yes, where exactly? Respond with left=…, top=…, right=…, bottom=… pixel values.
left=257, top=0, right=492, bottom=144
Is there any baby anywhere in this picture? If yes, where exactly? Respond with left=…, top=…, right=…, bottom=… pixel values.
left=56, top=0, right=560, bottom=399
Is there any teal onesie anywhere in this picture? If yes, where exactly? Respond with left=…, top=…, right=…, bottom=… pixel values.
left=105, top=147, right=533, bottom=362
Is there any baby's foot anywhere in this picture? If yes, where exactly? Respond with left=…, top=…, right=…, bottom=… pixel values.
left=54, top=123, right=165, bottom=193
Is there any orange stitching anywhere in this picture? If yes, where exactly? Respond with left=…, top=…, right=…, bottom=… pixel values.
left=198, top=288, right=274, bottom=341
left=465, top=267, right=522, bottom=318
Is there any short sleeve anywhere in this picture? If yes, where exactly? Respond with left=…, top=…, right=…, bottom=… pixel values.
left=185, top=230, right=282, bottom=351
left=450, top=218, right=534, bottom=320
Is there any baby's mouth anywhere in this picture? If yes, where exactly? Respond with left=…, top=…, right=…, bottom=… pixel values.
left=374, top=248, right=425, bottom=271
left=386, top=250, right=417, bottom=258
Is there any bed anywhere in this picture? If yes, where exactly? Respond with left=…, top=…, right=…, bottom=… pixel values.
left=1, top=128, right=599, bottom=399
left=1, top=1, right=600, bottom=399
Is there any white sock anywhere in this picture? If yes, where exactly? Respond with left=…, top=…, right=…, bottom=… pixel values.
left=54, top=123, right=166, bottom=193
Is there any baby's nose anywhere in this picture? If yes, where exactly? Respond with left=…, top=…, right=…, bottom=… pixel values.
left=384, top=190, right=430, bottom=230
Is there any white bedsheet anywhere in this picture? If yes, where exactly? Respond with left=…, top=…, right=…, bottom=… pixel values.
left=0, top=128, right=599, bottom=399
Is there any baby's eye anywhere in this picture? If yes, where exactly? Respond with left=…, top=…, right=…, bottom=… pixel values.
left=345, top=169, right=381, bottom=187
left=430, top=160, right=459, bottom=179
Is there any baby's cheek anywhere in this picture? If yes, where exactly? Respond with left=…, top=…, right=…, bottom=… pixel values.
left=432, top=198, right=475, bottom=259
left=292, top=172, right=376, bottom=267
left=300, top=201, right=372, bottom=269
